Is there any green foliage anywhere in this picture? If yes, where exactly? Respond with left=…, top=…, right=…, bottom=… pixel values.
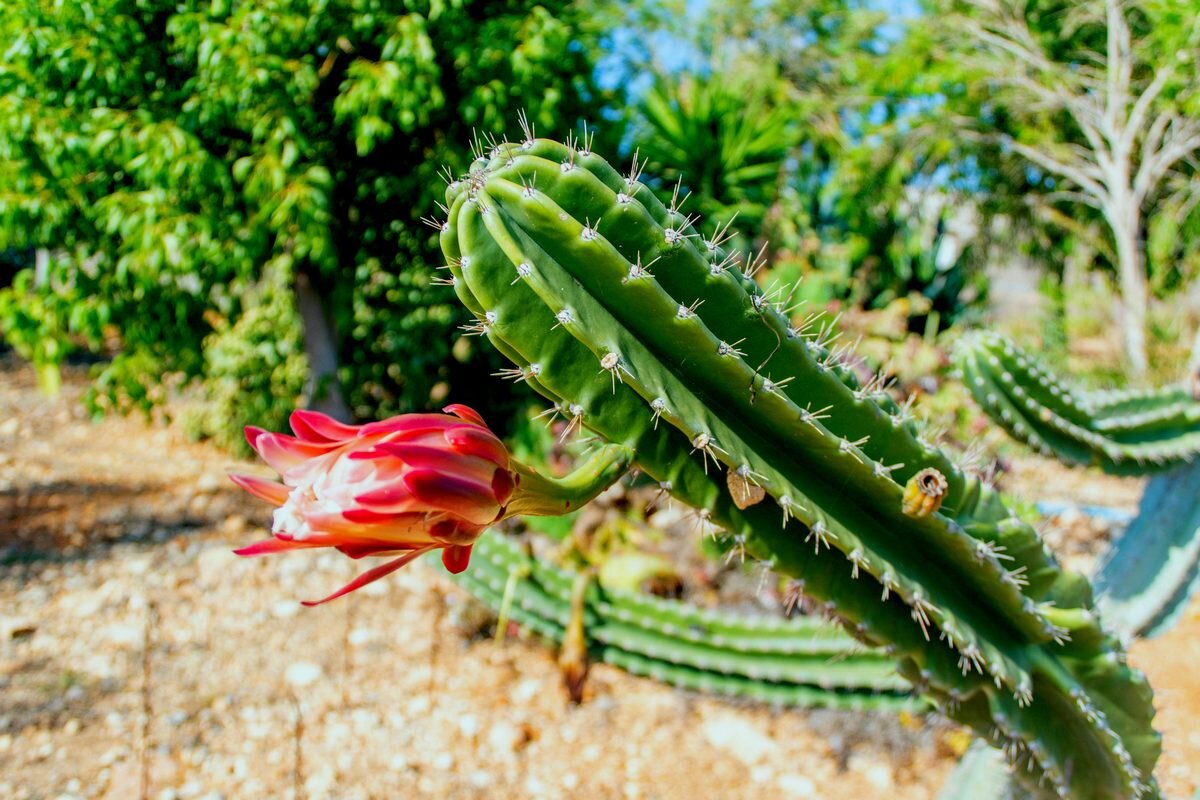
left=610, top=0, right=989, bottom=324
left=0, top=0, right=602, bottom=442
left=180, top=264, right=308, bottom=457
left=629, top=69, right=796, bottom=243
left=443, top=136, right=1160, bottom=800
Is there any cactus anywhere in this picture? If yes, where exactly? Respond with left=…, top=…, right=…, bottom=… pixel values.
left=955, top=332, right=1200, bottom=475
left=437, top=133, right=1160, bottom=800
left=451, top=531, right=919, bottom=711
left=957, top=331, right=1200, bottom=640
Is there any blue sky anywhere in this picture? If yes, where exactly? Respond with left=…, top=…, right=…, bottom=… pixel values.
left=595, top=0, right=924, bottom=92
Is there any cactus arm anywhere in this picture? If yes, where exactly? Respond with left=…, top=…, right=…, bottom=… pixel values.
left=451, top=531, right=919, bottom=710
left=956, top=333, right=1200, bottom=474
left=937, top=742, right=1022, bottom=800
left=1093, top=458, right=1200, bottom=638
left=442, top=139, right=1161, bottom=799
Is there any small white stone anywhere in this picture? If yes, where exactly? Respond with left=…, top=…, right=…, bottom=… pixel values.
left=701, top=713, right=779, bottom=764
left=750, top=765, right=775, bottom=783
left=778, top=774, right=816, bottom=798
left=270, top=600, right=300, bottom=619
left=284, top=661, right=323, bottom=687
left=457, top=714, right=479, bottom=737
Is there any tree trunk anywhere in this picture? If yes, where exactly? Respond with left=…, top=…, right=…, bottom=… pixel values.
left=294, top=271, right=351, bottom=422
left=1109, top=201, right=1149, bottom=380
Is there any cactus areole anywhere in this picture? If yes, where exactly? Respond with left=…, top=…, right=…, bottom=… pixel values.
left=438, top=134, right=1161, bottom=800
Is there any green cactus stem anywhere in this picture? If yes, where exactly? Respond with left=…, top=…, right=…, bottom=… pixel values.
left=451, top=531, right=918, bottom=711
left=437, top=134, right=1160, bottom=799
left=1094, top=459, right=1200, bottom=638
left=956, top=332, right=1200, bottom=475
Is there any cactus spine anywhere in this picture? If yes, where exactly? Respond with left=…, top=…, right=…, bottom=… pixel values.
left=452, top=532, right=918, bottom=710
left=956, top=332, right=1200, bottom=474
left=439, top=135, right=1160, bottom=799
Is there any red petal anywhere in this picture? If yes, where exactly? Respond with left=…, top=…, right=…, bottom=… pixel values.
left=441, top=544, right=473, bottom=574
left=353, top=484, right=414, bottom=511
left=402, top=469, right=498, bottom=524
left=360, top=413, right=459, bottom=437
left=228, top=473, right=290, bottom=505
left=347, top=447, right=392, bottom=461
left=290, top=409, right=360, bottom=443
left=371, top=442, right=495, bottom=482
left=491, top=469, right=515, bottom=506
left=245, top=426, right=268, bottom=449
left=301, top=545, right=437, bottom=606
left=335, top=543, right=407, bottom=559
left=255, top=432, right=338, bottom=474
left=342, top=508, right=397, bottom=524
left=443, top=404, right=487, bottom=427
left=233, top=538, right=315, bottom=556
left=443, top=425, right=510, bottom=469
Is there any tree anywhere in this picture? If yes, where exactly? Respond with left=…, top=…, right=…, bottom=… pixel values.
left=925, top=0, right=1200, bottom=378
left=0, top=0, right=604, bottom=450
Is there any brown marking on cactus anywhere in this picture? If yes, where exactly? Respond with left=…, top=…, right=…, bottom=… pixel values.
left=902, top=467, right=949, bottom=518
left=727, top=464, right=766, bottom=509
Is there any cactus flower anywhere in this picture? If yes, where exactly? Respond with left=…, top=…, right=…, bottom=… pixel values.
left=230, top=405, right=515, bottom=605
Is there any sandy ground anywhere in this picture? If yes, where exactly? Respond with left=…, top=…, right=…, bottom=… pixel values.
left=1, top=357, right=1196, bottom=799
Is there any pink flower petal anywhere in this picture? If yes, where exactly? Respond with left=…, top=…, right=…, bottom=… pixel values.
left=353, top=485, right=421, bottom=513
left=427, top=518, right=486, bottom=545
left=255, top=432, right=338, bottom=475
left=342, top=508, right=399, bottom=524
left=233, top=538, right=317, bottom=556
left=371, top=442, right=496, bottom=484
left=301, top=545, right=438, bottom=606
left=290, top=410, right=360, bottom=443
left=443, top=404, right=487, bottom=427
left=441, top=544, right=473, bottom=574
left=228, top=473, right=290, bottom=505
left=402, top=469, right=499, bottom=525
left=335, top=543, right=421, bottom=559
left=303, top=509, right=440, bottom=542
left=492, top=469, right=515, bottom=506
left=443, top=425, right=510, bottom=469
left=245, top=425, right=268, bottom=450
left=360, top=413, right=459, bottom=437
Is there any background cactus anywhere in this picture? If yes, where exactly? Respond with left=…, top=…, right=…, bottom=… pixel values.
left=955, top=332, right=1200, bottom=475
left=438, top=133, right=1161, bottom=800
left=957, top=331, right=1200, bottom=640
left=451, top=531, right=918, bottom=711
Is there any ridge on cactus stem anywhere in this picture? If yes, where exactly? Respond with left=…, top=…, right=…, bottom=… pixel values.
left=231, top=407, right=635, bottom=606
